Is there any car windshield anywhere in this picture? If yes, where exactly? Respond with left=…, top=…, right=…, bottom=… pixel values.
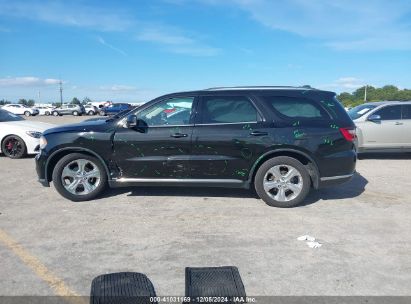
left=0, top=109, right=25, bottom=122
left=348, top=104, right=377, bottom=120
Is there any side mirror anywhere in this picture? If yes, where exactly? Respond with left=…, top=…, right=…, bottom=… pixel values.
left=368, top=114, right=381, bottom=122
left=125, top=115, right=148, bottom=132
left=126, top=114, right=137, bottom=128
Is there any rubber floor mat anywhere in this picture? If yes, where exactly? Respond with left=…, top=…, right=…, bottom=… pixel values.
left=185, top=266, right=246, bottom=301
left=90, top=272, right=156, bottom=304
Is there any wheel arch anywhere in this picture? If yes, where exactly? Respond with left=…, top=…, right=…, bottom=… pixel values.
left=248, top=149, right=320, bottom=189
left=45, top=147, right=110, bottom=183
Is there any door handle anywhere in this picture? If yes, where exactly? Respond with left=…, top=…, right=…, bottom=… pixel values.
left=250, top=131, right=268, bottom=136
left=170, top=133, right=188, bottom=138
left=395, top=122, right=403, bottom=125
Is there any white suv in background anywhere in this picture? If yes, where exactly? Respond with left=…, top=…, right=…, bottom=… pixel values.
left=348, top=101, right=411, bottom=153
left=2, top=104, right=39, bottom=116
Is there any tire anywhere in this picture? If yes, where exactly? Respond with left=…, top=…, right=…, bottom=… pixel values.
left=254, top=156, right=311, bottom=208
left=72, top=111, right=79, bottom=116
left=1, top=135, right=27, bottom=159
left=45, top=111, right=50, bottom=116
left=99, top=111, right=106, bottom=116
left=88, top=110, right=95, bottom=115
left=52, top=111, right=59, bottom=116
left=52, top=153, right=108, bottom=202
left=24, top=111, right=31, bottom=117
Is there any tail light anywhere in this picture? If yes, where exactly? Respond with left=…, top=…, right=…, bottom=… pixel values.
left=339, top=127, right=356, bottom=142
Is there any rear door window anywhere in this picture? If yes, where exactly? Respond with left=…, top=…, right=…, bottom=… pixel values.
left=200, top=96, right=258, bottom=124
left=260, top=96, right=329, bottom=120
left=372, top=105, right=401, bottom=120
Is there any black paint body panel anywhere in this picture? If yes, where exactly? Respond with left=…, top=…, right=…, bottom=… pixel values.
left=35, top=88, right=356, bottom=189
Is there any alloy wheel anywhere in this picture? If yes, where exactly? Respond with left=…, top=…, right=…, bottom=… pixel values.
left=61, top=159, right=101, bottom=195
left=263, top=164, right=303, bottom=202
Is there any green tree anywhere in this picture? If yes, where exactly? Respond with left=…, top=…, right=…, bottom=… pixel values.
left=82, top=97, right=92, bottom=105
left=71, top=97, right=81, bottom=105
left=27, top=99, right=36, bottom=107
left=0, top=99, right=11, bottom=105
left=18, top=98, right=28, bottom=106
left=337, top=85, right=411, bottom=108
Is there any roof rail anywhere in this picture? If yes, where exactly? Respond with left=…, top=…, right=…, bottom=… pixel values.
left=203, top=85, right=316, bottom=91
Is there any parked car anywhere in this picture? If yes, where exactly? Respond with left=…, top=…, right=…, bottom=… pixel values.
left=2, top=104, right=39, bottom=116
left=99, top=103, right=131, bottom=116
left=37, top=106, right=55, bottom=116
left=35, top=86, right=356, bottom=207
left=0, top=109, right=54, bottom=159
left=348, top=101, right=411, bottom=153
left=84, top=105, right=98, bottom=115
left=51, top=104, right=85, bottom=116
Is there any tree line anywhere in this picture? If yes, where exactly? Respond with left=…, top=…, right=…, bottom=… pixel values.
left=0, top=97, right=94, bottom=107
left=337, top=85, right=411, bottom=107
left=2, top=85, right=410, bottom=108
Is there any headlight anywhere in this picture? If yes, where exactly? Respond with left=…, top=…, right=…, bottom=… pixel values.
left=39, top=136, right=47, bottom=150
left=26, top=131, right=42, bottom=138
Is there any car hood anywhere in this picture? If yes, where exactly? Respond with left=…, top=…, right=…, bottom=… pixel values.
left=43, top=119, right=111, bottom=135
left=2, top=120, right=55, bottom=132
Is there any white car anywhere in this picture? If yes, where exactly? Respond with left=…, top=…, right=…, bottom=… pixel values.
left=2, top=104, right=39, bottom=116
left=36, top=106, right=55, bottom=116
left=0, top=109, right=55, bottom=158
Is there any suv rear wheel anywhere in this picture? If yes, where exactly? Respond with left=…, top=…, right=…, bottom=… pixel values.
left=254, top=156, right=311, bottom=208
left=24, top=111, right=31, bottom=117
left=52, top=153, right=108, bottom=201
left=72, top=111, right=79, bottom=116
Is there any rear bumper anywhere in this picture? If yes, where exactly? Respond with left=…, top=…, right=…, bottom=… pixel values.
left=318, top=173, right=354, bottom=188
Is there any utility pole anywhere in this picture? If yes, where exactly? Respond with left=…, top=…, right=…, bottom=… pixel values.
left=59, top=80, right=63, bottom=106
left=38, top=91, right=41, bottom=105
left=364, top=85, right=367, bottom=102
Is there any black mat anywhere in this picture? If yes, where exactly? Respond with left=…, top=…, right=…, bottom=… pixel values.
left=185, top=266, right=246, bottom=301
left=90, top=272, right=156, bottom=304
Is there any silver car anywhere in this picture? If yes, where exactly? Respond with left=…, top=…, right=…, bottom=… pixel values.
left=348, top=101, right=411, bottom=153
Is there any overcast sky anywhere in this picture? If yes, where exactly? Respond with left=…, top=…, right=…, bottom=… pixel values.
left=1, top=0, right=411, bottom=103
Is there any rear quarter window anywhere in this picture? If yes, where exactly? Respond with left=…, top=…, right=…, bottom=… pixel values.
left=261, top=96, right=330, bottom=120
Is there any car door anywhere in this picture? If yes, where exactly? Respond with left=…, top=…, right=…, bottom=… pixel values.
left=190, top=94, right=268, bottom=180
left=401, top=104, right=411, bottom=148
left=113, top=96, right=197, bottom=179
left=15, top=105, right=24, bottom=114
left=60, top=105, right=68, bottom=114
left=360, top=105, right=403, bottom=149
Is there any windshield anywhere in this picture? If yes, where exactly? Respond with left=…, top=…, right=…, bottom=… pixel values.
left=0, top=109, right=25, bottom=122
left=348, top=104, right=377, bottom=120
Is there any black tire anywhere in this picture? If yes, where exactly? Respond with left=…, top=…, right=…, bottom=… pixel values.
left=88, top=110, right=95, bottom=115
left=52, top=153, right=108, bottom=202
left=24, top=111, right=31, bottom=117
left=52, top=111, right=59, bottom=116
left=99, top=111, right=106, bottom=116
left=45, top=111, right=50, bottom=116
left=254, top=156, right=311, bottom=208
left=1, top=135, right=27, bottom=159
left=72, top=111, right=79, bottom=116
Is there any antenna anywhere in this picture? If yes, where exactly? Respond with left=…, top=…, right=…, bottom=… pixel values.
left=59, top=79, right=63, bottom=106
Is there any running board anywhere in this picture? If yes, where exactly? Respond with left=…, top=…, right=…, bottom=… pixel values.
left=109, top=178, right=249, bottom=189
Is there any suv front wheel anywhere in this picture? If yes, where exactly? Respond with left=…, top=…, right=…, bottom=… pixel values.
left=52, top=153, right=108, bottom=201
left=254, top=156, right=311, bottom=208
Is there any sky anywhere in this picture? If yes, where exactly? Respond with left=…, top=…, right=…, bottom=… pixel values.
left=1, top=0, right=411, bottom=103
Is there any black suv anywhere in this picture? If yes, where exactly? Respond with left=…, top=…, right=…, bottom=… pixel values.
left=35, top=87, right=356, bottom=207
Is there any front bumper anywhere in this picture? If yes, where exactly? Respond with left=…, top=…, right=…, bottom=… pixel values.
left=35, top=151, right=50, bottom=187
